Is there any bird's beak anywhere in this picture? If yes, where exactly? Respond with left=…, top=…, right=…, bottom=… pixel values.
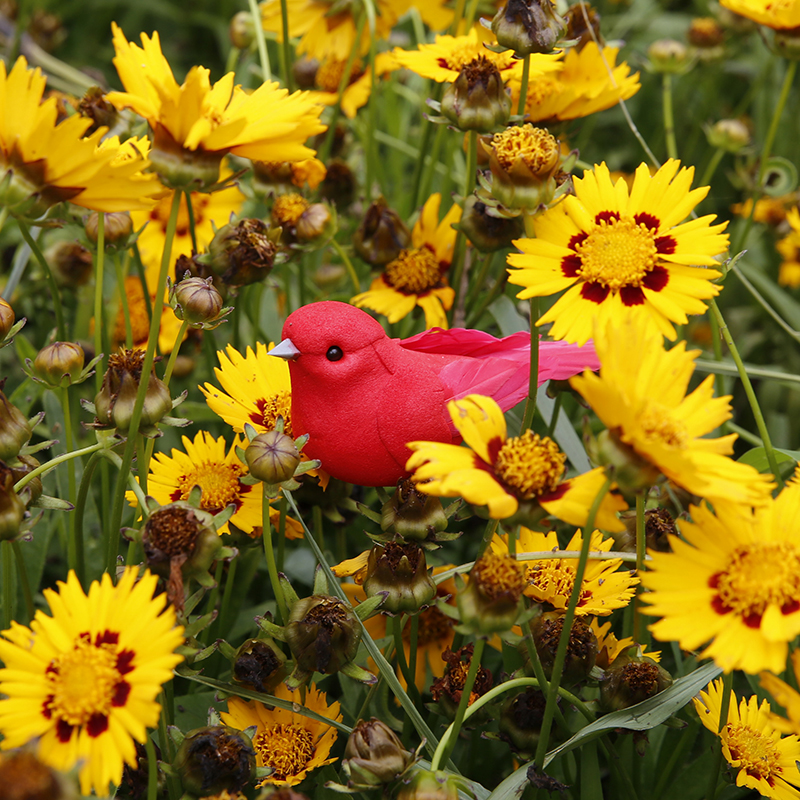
left=270, top=338, right=301, bottom=361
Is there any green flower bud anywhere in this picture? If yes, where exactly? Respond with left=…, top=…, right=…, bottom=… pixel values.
left=172, top=275, right=225, bottom=326
left=174, top=726, right=256, bottom=798
left=688, top=17, right=725, bottom=49
left=491, top=0, right=565, bottom=57
left=285, top=595, right=362, bottom=675
left=706, top=119, right=750, bottom=153
left=94, top=349, right=173, bottom=434
left=0, top=299, right=14, bottom=341
left=363, top=542, right=436, bottom=614
left=0, top=464, right=25, bottom=542
left=499, top=687, right=549, bottom=759
left=647, top=39, right=691, bottom=74
left=44, top=240, right=93, bottom=288
left=232, top=638, right=287, bottom=693
left=430, top=644, right=494, bottom=721
left=441, top=57, right=511, bottom=133
left=84, top=212, right=133, bottom=247
left=229, top=11, right=255, bottom=49
left=354, top=197, right=411, bottom=266
left=599, top=651, right=673, bottom=712
left=12, top=455, right=43, bottom=508
left=397, top=769, right=461, bottom=800
left=246, top=430, right=301, bottom=484
left=458, top=552, right=527, bottom=635
left=381, top=479, right=448, bottom=541
left=0, top=389, right=31, bottom=461
left=342, top=718, right=415, bottom=787
left=458, top=195, right=523, bottom=252
left=0, top=749, right=78, bottom=800
left=526, top=612, right=597, bottom=687
left=587, top=429, right=662, bottom=497
left=32, top=342, right=85, bottom=388
left=148, top=125, right=224, bottom=191
left=77, top=86, right=119, bottom=137
left=204, top=218, right=280, bottom=288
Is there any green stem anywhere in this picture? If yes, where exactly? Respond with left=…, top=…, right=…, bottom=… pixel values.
left=534, top=475, right=613, bottom=768
left=466, top=269, right=508, bottom=327
left=17, top=220, right=66, bottom=340
left=115, top=253, right=133, bottom=348
left=331, top=238, right=361, bottom=293
left=699, top=147, right=725, bottom=189
left=1, top=540, right=12, bottom=629
left=263, top=486, right=287, bottom=623
left=661, top=73, right=677, bottom=161
left=11, top=540, right=34, bottom=623
left=72, top=451, right=106, bottom=588
left=463, top=0, right=481, bottom=33
left=546, top=394, right=562, bottom=438
left=61, top=386, right=81, bottom=582
left=392, top=615, right=417, bottom=696
left=94, top=213, right=106, bottom=391
left=364, top=0, right=378, bottom=202
left=184, top=190, right=198, bottom=254
left=217, top=555, right=238, bottom=638
left=449, top=0, right=466, bottom=35
left=247, top=0, right=272, bottom=81
left=277, top=495, right=287, bottom=571
left=417, top=120, right=447, bottom=211
left=433, top=637, right=486, bottom=769
left=709, top=298, right=783, bottom=486
left=517, top=54, right=531, bottom=118
left=521, top=298, right=540, bottom=432
left=633, top=492, right=646, bottom=644
left=279, top=0, right=294, bottom=91
left=450, top=130, right=478, bottom=321
left=106, top=190, right=182, bottom=578
left=14, top=441, right=106, bottom=493
left=162, top=320, right=189, bottom=388
left=704, top=671, right=733, bottom=800
left=408, top=614, right=419, bottom=699
left=465, top=251, right=495, bottom=312
left=145, top=735, right=158, bottom=800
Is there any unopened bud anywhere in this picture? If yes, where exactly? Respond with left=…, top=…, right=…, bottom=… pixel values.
left=458, top=552, right=527, bottom=635
left=441, top=57, right=511, bottom=133
left=397, top=769, right=460, bottom=800
left=499, top=687, right=549, bottom=758
left=296, top=202, right=335, bottom=242
left=382, top=479, right=448, bottom=541
left=363, top=542, right=436, bottom=614
left=0, top=464, right=25, bottom=542
left=232, top=638, right=287, bottom=692
left=32, top=342, right=85, bottom=388
left=320, top=159, right=357, bottom=208
left=491, top=0, right=566, bottom=57
left=458, top=196, right=523, bottom=252
left=527, top=612, right=597, bottom=686
left=354, top=197, right=411, bottom=266
left=774, top=28, right=800, bottom=61
left=0, top=299, right=14, bottom=341
left=84, top=212, right=133, bottom=246
left=563, top=3, right=601, bottom=50
left=587, top=428, right=662, bottom=497
left=293, top=57, right=320, bottom=89
left=45, top=240, right=93, bottom=287
left=245, top=430, right=301, bottom=484
left=342, top=718, right=415, bottom=787
left=229, top=11, right=255, bottom=49
left=174, top=726, right=256, bottom=797
left=707, top=119, right=750, bottom=153
left=599, top=651, right=673, bottom=712
left=0, top=390, right=31, bottom=461
left=172, top=276, right=224, bottom=325
left=647, top=39, right=691, bottom=73
left=205, top=218, right=279, bottom=288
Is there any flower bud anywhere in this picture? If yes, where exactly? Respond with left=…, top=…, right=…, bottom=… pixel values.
left=293, top=57, right=321, bottom=89
left=441, top=58, right=511, bottom=133
left=563, top=3, right=601, bottom=50
left=84, top=211, right=133, bottom=246
left=458, top=552, right=527, bottom=635
left=381, top=479, right=448, bottom=541
left=229, top=11, right=255, bottom=49
left=0, top=749, right=77, bottom=800
left=0, top=463, right=26, bottom=542
left=527, top=612, right=597, bottom=687
left=232, top=637, right=287, bottom=692
left=458, top=195, right=523, bottom=252
left=342, top=718, right=415, bottom=787
left=617, top=506, right=675, bottom=553
left=77, top=86, right=119, bottom=136
left=204, top=218, right=279, bottom=288
left=172, top=275, right=224, bottom=325
left=0, top=389, right=31, bottom=461
left=246, top=430, right=301, bottom=484
left=296, top=202, right=335, bottom=242
left=320, top=159, right=357, bottom=208
left=430, top=645, right=494, bottom=720
left=149, top=125, right=224, bottom=191
left=706, top=119, right=750, bottom=153
left=174, top=726, right=256, bottom=798
left=94, top=349, right=173, bottom=434
left=12, top=455, right=43, bottom=508
left=688, top=17, right=725, bottom=49
left=32, top=342, right=85, bottom=388
left=363, top=542, right=436, bottom=614
left=0, top=299, right=14, bottom=341
left=397, top=769, right=460, bottom=800
left=499, top=687, right=549, bottom=758
left=774, top=28, right=800, bottom=61
left=599, top=651, right=673, bottom=712
left=647, top=39, right=691, bottom=74
left=491, top=0, right=565, bottom=57
left=587, top=429, right=662, bottom=497
left=354, top=197, right=411, bottom=266
left=44, top=240, right=93, bottom=288
left=272, top=193, right=311, bottom=243
left=285, top=595, right=362, bottom=676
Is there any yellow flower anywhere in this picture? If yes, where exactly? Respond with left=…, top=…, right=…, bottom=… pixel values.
left=777, top=208, right=800, bottom=289
left=131, top=430, right=303, bottom=539
left=220, top=683, right=341, bottom=787
left=570, top=313, right=775, bottom=507
left=694, top=678, right=800, bottom=800
left=590, top=619, right=660, bottom=668
left=0, top=57, right=159, bottom=216
left=261, top=0, right=409, bottom=61
left=509, top=42, right=640, bottom=123
left=731, top=194, right=796, bottom=226
left=106, top=23, right=326, bottom=188
left=720, top=0, right=800, bottom=29
left=352, top=193, right=462, bottom=329
left=490, top=528, right=638, bottom=615
left=508, top=160, right=729, bottom=345
left=407, top=394, right=627, bottom=526
left=643, top=474, right=800, bottom=674
left=0, top=569, right=183, bottom=796
left=392, top=27, right=561, bottom=84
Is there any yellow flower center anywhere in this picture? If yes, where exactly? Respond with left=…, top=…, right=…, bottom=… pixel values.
left=712, top=542, right=800, bottom=623
left=315, top=58, right=362, bottom=92
left=494, top=431, right=565, bottom=499
left=473, top=552, right=527, bottom=600
left=177, top=461, right=245, bottom=513
left=638, top=401, right=688, bottom=448
left=384, top=247, right=442, bottom=294
left=46, top=636, right=125, bottom=728
left=491, top=124, right=560, bottom=176
left=256, top=391, right=293, bottom=436
left=440, top=42, right=483, bottom=72
left=272, top=194, right=310, bottom=227
left=725, top=723, right=783, bottom=782
left=576, top=216, right=657, bottom=290
left=254, top=724, right=315, bottom=781
left=528, top=561, right=591, bottom=608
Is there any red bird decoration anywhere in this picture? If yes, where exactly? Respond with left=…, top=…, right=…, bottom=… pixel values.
left=271, top=301, right=599, bottom=487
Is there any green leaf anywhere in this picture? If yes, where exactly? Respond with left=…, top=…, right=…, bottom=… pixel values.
left=738, top=446, right=798, bottom=474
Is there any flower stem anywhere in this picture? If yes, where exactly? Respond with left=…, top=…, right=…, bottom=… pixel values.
left=247, top=0, right=272, bottom=81
left=17, top=220, right=66, bottom=341
left=61, top=385, right=82, bottom=583
left=263, top=485, right=287, bottom=624
left=115, top=253, right=133, bottom=348
left=534, top=474, right=613, bottom=769
left=517, top=55, right=531, bottom=118
left=450, top=130, right=478, bottom=321
left=277, top=495, right=287, bottom=571
left=14, top=441, right=106, bottom=493
left=145, top=735, right=158, bottom=800
left=521, top=297, right=540, bottom=433
left=11, top=540, right=34, bottom=623
left=432, top=637, right=486, bottom=769
left=391, top=614, right=417, bottom=696
left=709, top=297, right=783, bottom=486
left=94, top=213, right=106, bottom=390
left=279, top=0, right=294, bottom=91
left=661, top=73, right=677, bottom=161
left=633, top=491, right=646, bottom=643
left=704, top=671, right=733, bottom=800
left=364, top=0, right=379, bottom=202
left=162, top=320, right=189, bottom=388
left=332, top=238, right=361, bottom=293
left=1, top=540, right=11, bottom=629
left=699, top=147, right=725, bottom=189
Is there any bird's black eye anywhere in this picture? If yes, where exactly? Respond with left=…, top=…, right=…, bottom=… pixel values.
left=326, top=345, right=343, bottom=362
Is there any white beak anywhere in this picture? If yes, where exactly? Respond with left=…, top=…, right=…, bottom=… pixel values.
left=270, top=338, right=301, bottom=360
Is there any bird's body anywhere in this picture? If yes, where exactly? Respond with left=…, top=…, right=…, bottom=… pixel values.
left=275, top=301, right=599, bottom=487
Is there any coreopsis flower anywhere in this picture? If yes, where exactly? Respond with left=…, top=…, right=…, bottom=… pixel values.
left=406, top=394, right=627, bottom=527
left=0, top=57, right=159, bottom=217
left=508, top=160, right=729, bottom=345
left=491, top=528, right=638, bottom=615
left=131, top=430, right=303, bottom=538
left=591, top=618, right=661, bottom=669
left=719, top=0, right=800, bottom=29
left=392, top=27, right=561, bottom=84
left=0, top=569, right=184, bottom=796
left=220, top=683, right=341, bottom=787
left=571, top=314, right=775, bottom=506
left=106, top=24, right=326, bottom=190
left=643, top=475, right=800, bottom=674
left=352, top=193, right=461, bottom=329
left=777, top=207, right=800, bottom=288
left=508, top=42, right=640, bottom=123
left=731, top=193, right=797, bottom=226
left=693, top=679, right=800, bottom=800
